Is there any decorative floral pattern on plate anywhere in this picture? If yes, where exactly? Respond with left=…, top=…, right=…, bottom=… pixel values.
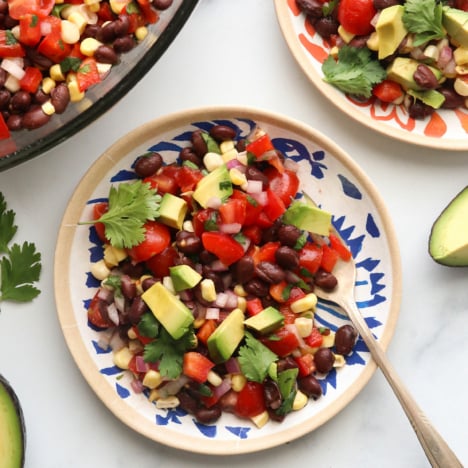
left=274, top=0, right=468, bottom=150
left=55, top=109, right=401, bottom=454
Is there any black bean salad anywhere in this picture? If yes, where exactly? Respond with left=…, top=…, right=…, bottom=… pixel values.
left=297, top=0, right=468, bottom=119
left=0, top=0, right=174, bottom=139
left=86, top=123, right=358, bottom=427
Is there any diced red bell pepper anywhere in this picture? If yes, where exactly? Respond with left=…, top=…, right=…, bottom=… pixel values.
left=219, top=197, right=247, bottom=226
left=246, top=297, right=264, bottom=316
left=77, top=58, right=101, bottom=92
left=242, top=225, right=262, bottom=245
left=231, top=189, right=263, bottom=226
left=19, top=14, right=42, bottom=47
left=329, top=233, right=352, bottom=261
left=19, top=67, right=42, bottom=93
left=261, top=326, right=300, bottom=357
left=320, top=244, right=340, bottom=273
left=201, top=231, right=245, bottom=266
left=252, top=241, right=280, bottom=264
left=263, top=188, right=286, bottom=222
left=183, top=351, right=215, bottom=383
left=0, top=114, right=10, bottom=140
left=196, top=319, right=217, bottom=345
left=0, top=30, right=25, bottom=58
left=192, top=208, right=218, bottom=237
left=246, top=133, right=275, bottom=158
left=235, top=381, right=266, bottom=418
left=294, top=353, right=315, bottom=377
left=299, top=243, right=323, bottom=275
left=37, top=32, right=72, bottom=63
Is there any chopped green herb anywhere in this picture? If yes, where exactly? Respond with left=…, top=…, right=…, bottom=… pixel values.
left=275, top=368, right=299, bottom=415
left=0, top=193, right=17, bottom=254
left=200, top=132, right=221, bottom=154
left=403, top=0, right=445, bottom=46
left=60, top=57, right=82, bottom=73
left=138, top=312, right=159, bottom=338
left=238, top=332, right=278, bottom=382
left=102, top=275, right=122, bottom=296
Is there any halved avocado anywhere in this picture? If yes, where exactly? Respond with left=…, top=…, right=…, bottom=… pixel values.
left=0, top=375, right=26, bottom=468
left=429, top=186, right=468, bottom=266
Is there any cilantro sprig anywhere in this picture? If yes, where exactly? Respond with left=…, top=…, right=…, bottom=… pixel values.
left=322, top=46, right=386, bottom=99
left=80, top=180, right=161, bottom=249
left=0, top=193, right=42, bottom=304
left=238, top=332, right=278, bottom=382
left=403, top=0, right=445, bottom=46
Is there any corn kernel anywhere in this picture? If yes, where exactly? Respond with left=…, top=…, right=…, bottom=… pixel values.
left=84, top=0, right=101, bottom=12
left=203, top=152, right=224, bottom=172
left=292, top=390, right=308, bottom=411
left=67, top=12, right=88, bottom=34
left=220, top=140, right=235, bottom=153
left=112, top=346, right=133, bottom=369
left=321, top=330, right=336, bottom=348
left=251, top=410, right=269, bottom=428
left=80, top=37, right=102, bottom=56
left=156, top=396, right=180, bottom=409
left=333, top=354, right=346, bottom=368
left=200, top=278, right=217, bottom=302
left=90, top=259, right=111, bottom=280
left=338, top=25, right=354, bottom=43
left=329, top=45, right=339, bottom=59
left=4, top=75, right=20, bottom=93
left=290, top=293, right=318, bottom=314
left=61, top=19, right=81, bottom=44
left=221, top=148, right=239, bottom=163
left=423, top=44, right=439, bottom=62
left=103, top=244, right=127, bottom=267
left=110, top=0, right=130, bottom=14
left=294, top=317, right=313, bottom=338
left=207, top=370, right=223, bottom=387
left=50, top=64, right=65, bottom=82
left=182, top=220, right=194, bottom=232
left=193, top=317, right=205, bottom=329
left=233, top=284, right=247, bottom=297
left=236, top=296, right=247, bottom=313
left=455, top=77, right=468, bottom=96
left=454, top=47, right=468, bottom=66
left=231, top=373, right=246, bottom=392
left=68, top=80, right=85, bottom=102
left=41, top=77, right=56, bottom=94
left=135, top=26, right=148, bottom=41
left=142, top=370, right=163, bottom=389
left=229, top=168, right=247, bottom=186
left=127, top=328, right=138, bottom=340
left=41, top=101, right=56, bottom=116
left=162, top=275, right=175, bottom=294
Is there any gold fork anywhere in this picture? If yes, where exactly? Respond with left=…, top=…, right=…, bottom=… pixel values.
left=304, top=192, right=462, bottom=468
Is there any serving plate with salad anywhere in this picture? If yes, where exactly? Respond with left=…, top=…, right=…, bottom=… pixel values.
left=54, top=106, right=401, bottom=454
left=275, top=0, right=468, bottom=150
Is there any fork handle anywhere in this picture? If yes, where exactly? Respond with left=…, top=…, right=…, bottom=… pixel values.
left=344, top=298, right=463, bottom=468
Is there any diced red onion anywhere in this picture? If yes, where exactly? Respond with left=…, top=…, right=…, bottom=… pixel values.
left=205, top=307, right=220, bottom=320
left=130, top=378, right=145, bottom=394
left=443, top=60, right=457, bottom=76
left=178, top=289, right=194, bottom=302
left=40, top=21, right=52, bottom=35
left=114, top=294, right=125, bottom=313
left=285, top=323, right=307, bottom=349
left=206, top=197, right=222, bottom=209
left=370, top=12, right=380, bottom=27
left=1, top=58, right=25, bottom=80
left=135, top=355, right=149, bottom=373
left=211, top=378, right=232, bottom=399
left=210, top=259, right=229, bottom=272
left=214, top=292, right=228, bottom=308
left=219, top=222, right=242, bottom=234
left=438, top=46, right=453, bottom=68
left=226, top=159, right=244, bottom=170
left=225, top=357, right=241, bottom=374
left=107, top=303, right=119, bottom=326
left=160, top=375, right=190, bottom=396
left=245, top=180, right=263, bottom=194
left=109, top=330, right=126, bottom=351
left=283, top=158, right=299, bottom=172
left=97, top=287, right=114, bottom=303
left=249, top=191, right=267, bottom=206
left=224, top=290, right=239, bottom=309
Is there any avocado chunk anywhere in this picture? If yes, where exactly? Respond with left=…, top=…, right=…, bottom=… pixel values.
left=282, top=200, right=332, bottom=236
left=0, top=375, right=25, bottom=468
left=169, top=264, right=202, bottom=292
left=244, top=306, right=284, bottom=335
left=407, top=89, right=445, bottom=109
left=443, top=6, right=468, bottom=48
left=429, top=186, right=468, bottom=266
left=207, top=308, right=245, bottom=363
left=192, top=165, right=233, bottom=208
left=158, top=193, right=188, bottom=230
left=375, top=5, right=408, bottom=59
left=142, top=282, right=194, bottom=339
left=386, top=57, right=444, bottom=91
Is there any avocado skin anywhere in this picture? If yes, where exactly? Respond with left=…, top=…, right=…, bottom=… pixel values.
left=0, top=374, right=26, bottom=468
left=429, top=186, right=468, bottom=267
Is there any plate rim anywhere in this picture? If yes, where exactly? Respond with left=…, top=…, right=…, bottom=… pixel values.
left=54, top=105, right=402, bottom=455
left=274, top=0, right=468, bottom=151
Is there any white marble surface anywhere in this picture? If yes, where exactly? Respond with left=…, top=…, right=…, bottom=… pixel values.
left=0, top=1, right=467, bottom=467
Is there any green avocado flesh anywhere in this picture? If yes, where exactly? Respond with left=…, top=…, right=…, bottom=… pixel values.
left=429, top=187, right=468, bottom=266
left=0, top=375, right=25, bottom=468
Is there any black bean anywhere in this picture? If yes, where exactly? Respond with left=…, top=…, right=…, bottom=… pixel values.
left=314, top=347, right=335, bottom=374
left=199, top=250, right=217, bottom=264
left=134, top=152, right=163, bottom=177
left=22, top=106, right=51, bottom=129
left=276, top=356, right=299, bottom=372
left=120, top=274, right=136, bottom=300
left=34, top=89, right=49, bottom=105
left=113, top=15, right=130, bottom=37
left=10, top=91, right=31, bottom=113
left=243, top=278, right=269, bottom=297
left=26, top=48, right=54, bottom=69
left=153, top=0, right=173, bottom=10
left=142, top=277, right=157, bottom=290
left=413, top=64, right=439, bottom=89
left=296, top=0, right=324, bottom=17
left=94, top=45, right=119, bottom=65
left=113, top=36, right=135, bottom=53
left=191, top=130, right=208, bottom=158
left=194, top=405, right=222, bottom=424
left=335, top=324, right=357, bottom=355
left=234, top=255, right=255, bottom=283
left=314, top=269, right=337, bottom=290
left=245, top=165, right=269, bottom=187
left=209, top=124, right=236, bottom=142
left=96, top=22, right=117, bottom=42
left=179, top=147, right=202, bottom=167
left=177, top=389, right=198, bottom=414
left=0, top=68, right=6, bottom=87
left=277, top=224, right=302, bottom=247
left=175, top=230, right=203, bottom=255
left=128, top=296, right=148, bottom=324
left=407, top=99, right=434, bottom=119
left=202, top=268, right=225, bottom=292
left=440, top=87, right=465, bottom=109
left=50, top=83, right=70, bottom=114
left=298, top=374, right=322, bottom=399
left=6, top=114, right=22, bottom=132
left=373, top=0, right=402, bottom=10
left=314, top=16, right=339, bottom=39
left=255, top=261, right=285, bottom=284
left=219, top=390, right=237, bottom=413
left=275, top=246, right=299, bottom=270
left=0, top=89, right=10, bottom=110
left=264, top=379, right=282, bottom=410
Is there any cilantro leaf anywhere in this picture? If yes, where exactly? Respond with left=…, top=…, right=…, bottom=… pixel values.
left=143, top=327, right=195, bottom=379
left=322, top=46, right=386, bottom=98
left=403, top=0, right=445, bottom=46
left=82, top=181, right=161, bottom=249
left=138, top=312, right=159, bottom=338
left=0, top=242, right=41, bottom=302
left=275, top=368, right=299, bottom=416
left=238, top=332, right=278, bottom=383
left=0, top=193, right=17, bottom=253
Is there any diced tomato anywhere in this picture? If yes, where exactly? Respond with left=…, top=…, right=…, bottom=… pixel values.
left=263, top=188, right=286, bottom=222
left=219, top=198, right=246, bottom=225
left=255, top=211, right=275, bottom=229
left=246, top=297, right=264, bottom=316
left=8, top=0, right=55, bottom=19
left=231, top=189, right=263, bottom=226
left=265, top=168, right=300, bottom=207
left=196, top=319, right=217, bottom=345
left=0, top=114, right=10, bottom=140
left=242, top=225, right=262, bottom=245
left=87, top=292, right=114, bottom=328
left=37, top=32, right=72, bottom=63
left=131, top=326, right=153, bottom=345
left=337, top=0, right=376, bottom=36
left=127, top=221, right=171, bottom=263
left=320, top=244, right=340, bottom=273
left=328, top=233, right=352, bottom=261
left=0, top=30, right=25, bottom=58
left=183, top=351, right=215, bottom=383
left=246, top=133, right=275, bottom=158
left=372, top=79, right=404, bottom=103
left=294, top=353, right=315, bottom=377
left=92, top=202, right=109, bottom=243
left=144, top=167, right=179, bottom=195
left=174, top=165, right=203, bottom=193
left=19, top=67, right=42, bottom=93
left=261, top=326, right=300, bottom=357
left=304, top=327, right=323, bottom=348
left=97, top=2, right=115, bottom=22
left=299, top=243, right=323, bottom=275
left=19, top=14, right=42, bottom=47
left=270, top=281, right=306, bottom=304
left=252, top=241, right=280, bottom=264
left=76, top=58, right=101, bottom=92
left=201, top=231, right=245, bottom=266
left=138, top=2, right=159, bottom=23
left=234, top=381, right=266, bottom=418
left=279, top=304, right=297, bottom=325
left=145, top=245, right=178, bottom=278
left=455, top=0, right=468, bottom=10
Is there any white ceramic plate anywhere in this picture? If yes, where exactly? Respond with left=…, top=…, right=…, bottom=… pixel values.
left=274, top=0, right=468, bottom=151
left=54, top=106, right=402, bottom=455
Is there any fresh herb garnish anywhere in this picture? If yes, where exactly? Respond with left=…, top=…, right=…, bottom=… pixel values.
left=0, top=193, right=41, bottom=304
left=403, top=0, right=445, bottom=46
left=322, top=46, right=386, bottom=98
left=138, top=312, right=159, bottom=338
left=80, top=181, right=161, bottom=249
left=238, top=332, right=278, bottom=382
left=275, top=368, right=299, bottom=416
